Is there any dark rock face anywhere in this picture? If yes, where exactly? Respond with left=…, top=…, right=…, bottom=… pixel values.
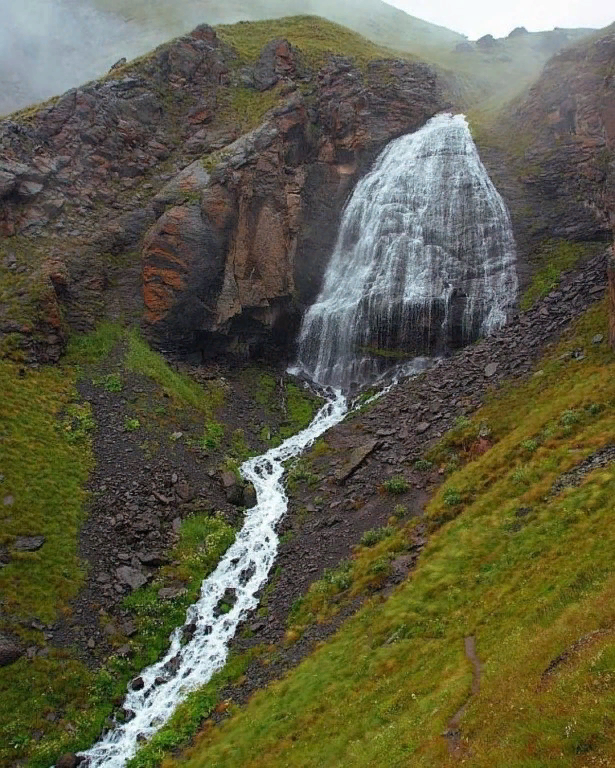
left=493, top=28, right=615, bottom=254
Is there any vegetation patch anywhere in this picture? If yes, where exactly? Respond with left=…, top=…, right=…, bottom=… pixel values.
left=168, top=300, right=615, bottom=768
left=520, top=240, right=601, bottom=311
left=216, top=15, right=393, bottom=71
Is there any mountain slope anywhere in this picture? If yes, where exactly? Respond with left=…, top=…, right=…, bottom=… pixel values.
left=0, top=0, right=594, bottom=116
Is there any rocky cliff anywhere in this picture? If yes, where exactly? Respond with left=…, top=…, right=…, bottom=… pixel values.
left=479, top=24, right=615, bottom=265
left=0, top=22, right=442, bottom=362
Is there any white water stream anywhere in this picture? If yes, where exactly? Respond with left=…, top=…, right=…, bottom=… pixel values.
left=77, top=392, right=347, bottom=767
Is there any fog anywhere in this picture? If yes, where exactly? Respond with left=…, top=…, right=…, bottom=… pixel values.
left=389, top=0, right=613, bottom=40
left=0, top=0, right=609, bottom=116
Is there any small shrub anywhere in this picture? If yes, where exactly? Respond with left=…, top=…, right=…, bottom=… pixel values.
left=103, top=373, right=123, bottom=392
left=455, top=415, right=472, bottom=430
left=62, top=403, right=96, bottom=443
left=383, top=475, right=409, bottom=495
left=394, top=504, right=407, bottom=518
left=203, top=421, right=224, bottom=450
left=287, top=459, right=317, bottom=491
left=521, top=438, right=539, bottom=454
left=124, top=417, right=141, bottom=432
left=323, top=560, right=353, bottom=591
left=414, top=459, right=433, bottom=472
left=360, top=527, right=395, bottom=548
left=560, top=409, right=582, bottom=427
left=368, top=556, right=392, bottom=576
left=511, top=466, right=530, bottom=486
left=587, top=403, right=602, bottom=415
left=443, top=487, right=462, bottom=506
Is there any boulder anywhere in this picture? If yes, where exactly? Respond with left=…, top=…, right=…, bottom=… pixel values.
left=115, top=566, right=148, bottom=591
left=12, top=535, right=46, bottom=552
left=0, top=633, right=23, bottom=667
left=335, top=439, right=379, bottom=484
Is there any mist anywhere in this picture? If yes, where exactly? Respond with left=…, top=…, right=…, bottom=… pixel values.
left=0, top=0, right=606, bottom=117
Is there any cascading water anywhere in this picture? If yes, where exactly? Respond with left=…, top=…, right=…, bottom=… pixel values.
left=76, top=393, right=347, bottom=768
left=296, top=112, right=518, bottom=390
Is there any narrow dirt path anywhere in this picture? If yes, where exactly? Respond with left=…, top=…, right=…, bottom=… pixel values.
left=444, top=635, right=483, bottom=756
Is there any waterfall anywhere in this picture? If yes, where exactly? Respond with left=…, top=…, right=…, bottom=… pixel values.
left=296, top=113, right=518, bottom=390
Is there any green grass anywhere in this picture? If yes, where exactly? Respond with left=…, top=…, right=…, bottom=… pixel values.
left=124, top=330, right=224, bottom=415
left=65, top=321, right=124, bottom=365
left=216, top=15, right=394, bottom=71
left=0, top=362, right=92, bottom=626
left=520, top=240, right=601, bottom=311
left=0, top=507, right=235, bottom=767
left=167, top=300, right=615, bottom=768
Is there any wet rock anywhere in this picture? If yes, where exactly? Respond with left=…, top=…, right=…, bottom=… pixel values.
left=131, top=676, right=145, bottom=691
left=221, top=471, right=238, bottom=489
left=0, top=633, right=23, bottom=667
left=116, top=566, right=148, bottom=591
left=183, top=622, right=197, bottom=640
left=164, top=653, right=181, bottom=676
left=243, top=483, right=257, bottom=508
left=226, top=484, right=245, bottom=507
left=55, top=754, right=83, bottom=768
left=154, top=676, right=167, bottom=686
left=214, top=588, right=237, bottom=617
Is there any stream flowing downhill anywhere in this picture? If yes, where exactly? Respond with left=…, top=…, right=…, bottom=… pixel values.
left=77, top=393, right=347, bottom=767
left=75, top=112, right=517, bottom=766
left=297, top=112, right=518, bottom=390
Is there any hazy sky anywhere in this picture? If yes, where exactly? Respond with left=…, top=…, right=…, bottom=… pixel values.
left=386, top=0, right=614, bottom=39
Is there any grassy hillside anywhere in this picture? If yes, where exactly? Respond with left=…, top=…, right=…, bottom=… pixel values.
left=164, top=300, right=615, bottom=768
